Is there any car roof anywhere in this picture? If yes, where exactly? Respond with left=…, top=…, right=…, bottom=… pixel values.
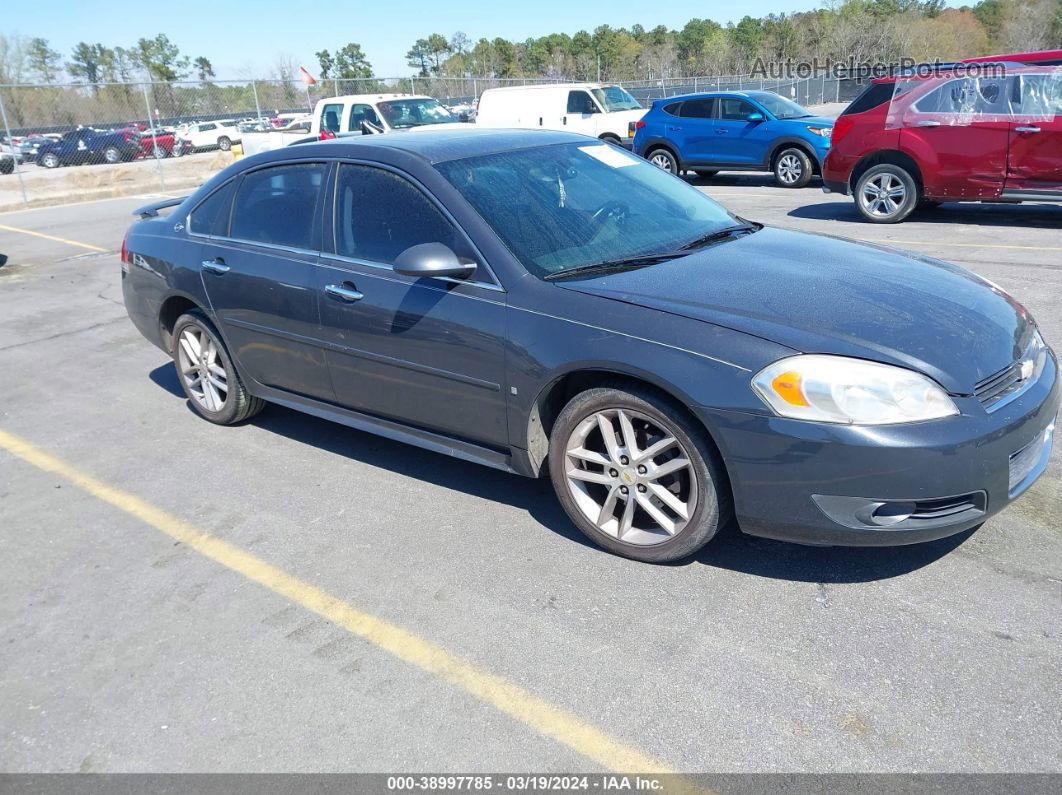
left=252, top=128, right=594, bottom=166
left=653, top=90, right=768, bottom=103
left=482, top=82, right=617, bottom=93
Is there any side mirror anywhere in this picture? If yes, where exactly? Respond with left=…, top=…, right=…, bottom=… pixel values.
left=747, top=112, right=765, bottom=123
left=393, top=243, right=477, bottom=280
left=360, top=120, right=384, bottom=135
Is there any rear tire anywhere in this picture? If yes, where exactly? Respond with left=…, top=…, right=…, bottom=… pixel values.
left=217, top=136, right=232, bottom=151
left=172, top=310, right=265, bottom=425
left=40, top=152, right=60, bottom=169
left=854, top=163, right=919, bottom=223
left=102, top=146, right=121, bottom=164
left=774, top=147, right=812, bottom=188
left=646, top=147, right=679, bottom=175
left=548, top=384, right=732, bottom=563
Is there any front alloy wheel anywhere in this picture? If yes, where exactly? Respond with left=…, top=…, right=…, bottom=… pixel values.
left=40, top=152, right=60, bottom=168
left=549, top=385, right=731, bottom=562
left=774, top=148, right=812, bottom=188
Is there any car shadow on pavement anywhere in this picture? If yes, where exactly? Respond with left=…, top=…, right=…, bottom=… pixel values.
left=696, top=519, right=976, bottom=583
left=149, top=362, right=974, bottom=581
left=789, top=200, right=1062, bottom=229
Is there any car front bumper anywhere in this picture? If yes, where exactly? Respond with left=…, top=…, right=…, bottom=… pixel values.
left=695, top=356, right=1059, bottom=546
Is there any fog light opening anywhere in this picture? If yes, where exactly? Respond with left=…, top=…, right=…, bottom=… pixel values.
left=869, top=502, right=915, bottom=526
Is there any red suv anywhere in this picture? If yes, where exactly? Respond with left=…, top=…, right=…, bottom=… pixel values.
left=823, top=50, right=1062, bottom=222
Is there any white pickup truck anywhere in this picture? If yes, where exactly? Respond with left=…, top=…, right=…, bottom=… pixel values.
left=241, top=94, right=474, bottom=156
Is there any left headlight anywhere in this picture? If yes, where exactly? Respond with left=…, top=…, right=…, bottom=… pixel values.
left=752, top=355, right=958, bottom=425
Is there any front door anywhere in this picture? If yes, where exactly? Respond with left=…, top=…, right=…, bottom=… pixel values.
left=197, top=161, right=334, bottom=401
left=563, top=90, right=601, bottom=136
left=1006, top=71, right=1062, bottom=194
left=712, top=98, right=771, bottom=165
left=316, top=163, right=509, bottom=448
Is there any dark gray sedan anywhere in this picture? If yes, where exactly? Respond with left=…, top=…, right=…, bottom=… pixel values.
left=121, top=129, right=1058, bottom=562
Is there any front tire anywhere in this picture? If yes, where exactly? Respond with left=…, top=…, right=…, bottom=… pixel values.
left=548, top=384, right=731, bottom=563
left=40, top=152, right=60, bottom=169
left=172, top=311, right=265, bottom=425
left=103, top=146, right=122, bottom=164
left=646, top=147, right=678, bottom=175
left=774, top=147, right=812, bottom=188
left=854, top=163, right=919, bottom=223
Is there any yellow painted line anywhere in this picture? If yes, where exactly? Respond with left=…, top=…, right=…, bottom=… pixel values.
left=0, top=428, right=699, bottom=781
left=861, top=238, right=1062, bottom=253
left=0, top=223, right=108, bottom=252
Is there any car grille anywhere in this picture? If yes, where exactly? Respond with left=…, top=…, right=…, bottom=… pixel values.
left=975, top=361, right=1025, bottom=409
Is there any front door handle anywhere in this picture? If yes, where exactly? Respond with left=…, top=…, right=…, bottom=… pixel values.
left=201, top=258, right=229, bottom=274
left=916, top=120, right=941, bottom=127
left=1015, top=126, right=1041, bottom=133
left=715, top=129, right=728, bottom=134
left=325, top=283, right=364, bottom=302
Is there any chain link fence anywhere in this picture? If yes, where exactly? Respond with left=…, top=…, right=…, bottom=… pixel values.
left=0, top=73, right=852, bottom=210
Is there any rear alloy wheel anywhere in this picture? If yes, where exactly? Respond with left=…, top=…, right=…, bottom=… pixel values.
left=217, top=136, right=232, bottom=151
left=172, top=311, right=264, bottom=425
left=774, top=147, right=812, bottom=188
left=549, top=385, right=731, bottom=563
left=647, top=148, right=678, bottom=175
left=855, top=164, right=919, bottom=224
left=102, top=146, right=122, bottom=164
left=40, top=152, right=60, bottom=169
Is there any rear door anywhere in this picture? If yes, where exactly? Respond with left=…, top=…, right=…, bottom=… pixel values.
left=1005, top=71, right=1062, bottom=194
left=316, top=162, right=509, bottom=447
left=195, top=161, right=334, bottom=401
left=712, top=98, right=771, bottom=165
left=673, top=98, right=716, bottom=164
left=900, top=76, right=1012, bottom=198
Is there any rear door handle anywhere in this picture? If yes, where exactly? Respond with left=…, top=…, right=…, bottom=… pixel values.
left=325, top=283, right=364, bottom=302
left=715, top=129, right=728, bottom=134
left=201, top=258, right=229, bottom=274
left=1015, top=126, right=1041, bottom=133
left=916, top=120, right=941, bottom=127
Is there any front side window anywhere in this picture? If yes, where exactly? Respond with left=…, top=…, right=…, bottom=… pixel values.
left=567, top=91, right=599, bottom=114
left=334, top=164, right=465, bottom=265
left=375, top=98, right=455, bottom=129
left=189, top=179, right=236, bottom=237
left=718, top=99, right=756, bottom=121
left=590, top=86, right=642, bottom=112
left=436, top=142, right=737, bottom=279
left=231, top=163, right=325, bottom=249
left=348, top=103, right=382, bottom=131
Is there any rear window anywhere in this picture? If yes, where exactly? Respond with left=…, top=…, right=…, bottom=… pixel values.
left=231, top=163, right=325, bottom=250
left=189, top=179, right=236, bottom=237
left=841, top=82, right=895, bottom=116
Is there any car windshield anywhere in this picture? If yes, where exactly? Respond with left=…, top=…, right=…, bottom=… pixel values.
left=754, top=93, right=812, bottom=119
left=591, top=86, right=642, bottom=112
left=436, top=141, right=739, bottom=279
left=377, top=98, right=457, bottom=129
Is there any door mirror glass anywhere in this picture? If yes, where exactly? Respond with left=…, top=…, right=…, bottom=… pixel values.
left=747, top=112, right=765, bottom=123
left=393, top=243, right=476, bottom=279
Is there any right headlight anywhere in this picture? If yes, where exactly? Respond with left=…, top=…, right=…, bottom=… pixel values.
left=752, top=354, right=958, bottom=425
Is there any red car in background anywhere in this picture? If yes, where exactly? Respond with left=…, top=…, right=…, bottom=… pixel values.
left=822, top=50, right=1062, bottom=222
left=116, top=127, right=193, bottom=159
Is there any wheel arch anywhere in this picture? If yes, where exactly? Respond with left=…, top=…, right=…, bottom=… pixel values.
left=524, top=367, right=729, bottom=482
left=158, top=292, right=208, bottom=352
left=849, top=150, right=924, bottom=195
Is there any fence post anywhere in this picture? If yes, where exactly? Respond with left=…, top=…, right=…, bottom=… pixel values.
left=140, top=83, right=166, bottom=192
left=409, top=77, right=416, bottom=94
left=252, top=80, right=262, bottom=119
left=0, top=87, right=29, bottom=207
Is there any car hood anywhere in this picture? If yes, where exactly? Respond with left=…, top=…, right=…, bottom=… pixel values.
left=556, top=227, right=1032, bottom=394
left=786, top=115, right=834, bottom=127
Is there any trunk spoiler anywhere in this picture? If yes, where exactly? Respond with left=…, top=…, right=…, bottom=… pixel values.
left=133, top=196, right=186, bottom=218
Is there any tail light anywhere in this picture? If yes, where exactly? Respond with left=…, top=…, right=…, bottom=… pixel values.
left=319, top=130, right=336, bottom=140
left=120, top=230, right=131, bottom=272
left=831, top=115, right=855, bottom=146
left=635, top=120, right=646, bottom=129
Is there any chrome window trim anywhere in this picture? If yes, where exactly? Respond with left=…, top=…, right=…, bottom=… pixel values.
left=331, top=159, right=504, bottom=290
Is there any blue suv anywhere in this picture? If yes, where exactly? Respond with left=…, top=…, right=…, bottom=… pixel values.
left=633, top=91, right=834, bottom=188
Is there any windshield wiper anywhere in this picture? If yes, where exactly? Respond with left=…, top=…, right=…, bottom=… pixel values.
left=678, top=223, right=761, bottom=251
left=543, top=252, right=686, bottom=281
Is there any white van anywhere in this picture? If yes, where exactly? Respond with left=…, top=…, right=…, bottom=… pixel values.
left=242, top=94, right=474, bottom=156
left=474, top=83, right=646, bottom=147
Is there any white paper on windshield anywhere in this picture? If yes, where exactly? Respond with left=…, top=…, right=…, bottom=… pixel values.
left=578, top=144, right=638, bottom=168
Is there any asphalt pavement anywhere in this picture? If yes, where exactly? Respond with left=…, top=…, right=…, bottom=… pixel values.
left=0, top=180, right=1059, bottom=774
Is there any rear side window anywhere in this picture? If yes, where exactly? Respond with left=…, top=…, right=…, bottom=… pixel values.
left=662, top=102, right=683, bottom=116
left=679, top=98, right=715, bottom=119
left=231, top=163, right=325, bottom=249
left=841, top=82, right=895, bottom=116
left=334, top=164, right=462, bottom=265
left=320, top=103, right=343, bottom=133
left=189, top=179, right=236, bottom=237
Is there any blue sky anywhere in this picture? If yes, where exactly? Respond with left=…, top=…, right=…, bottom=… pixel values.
left=7, top=1, right=962, bottom=79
